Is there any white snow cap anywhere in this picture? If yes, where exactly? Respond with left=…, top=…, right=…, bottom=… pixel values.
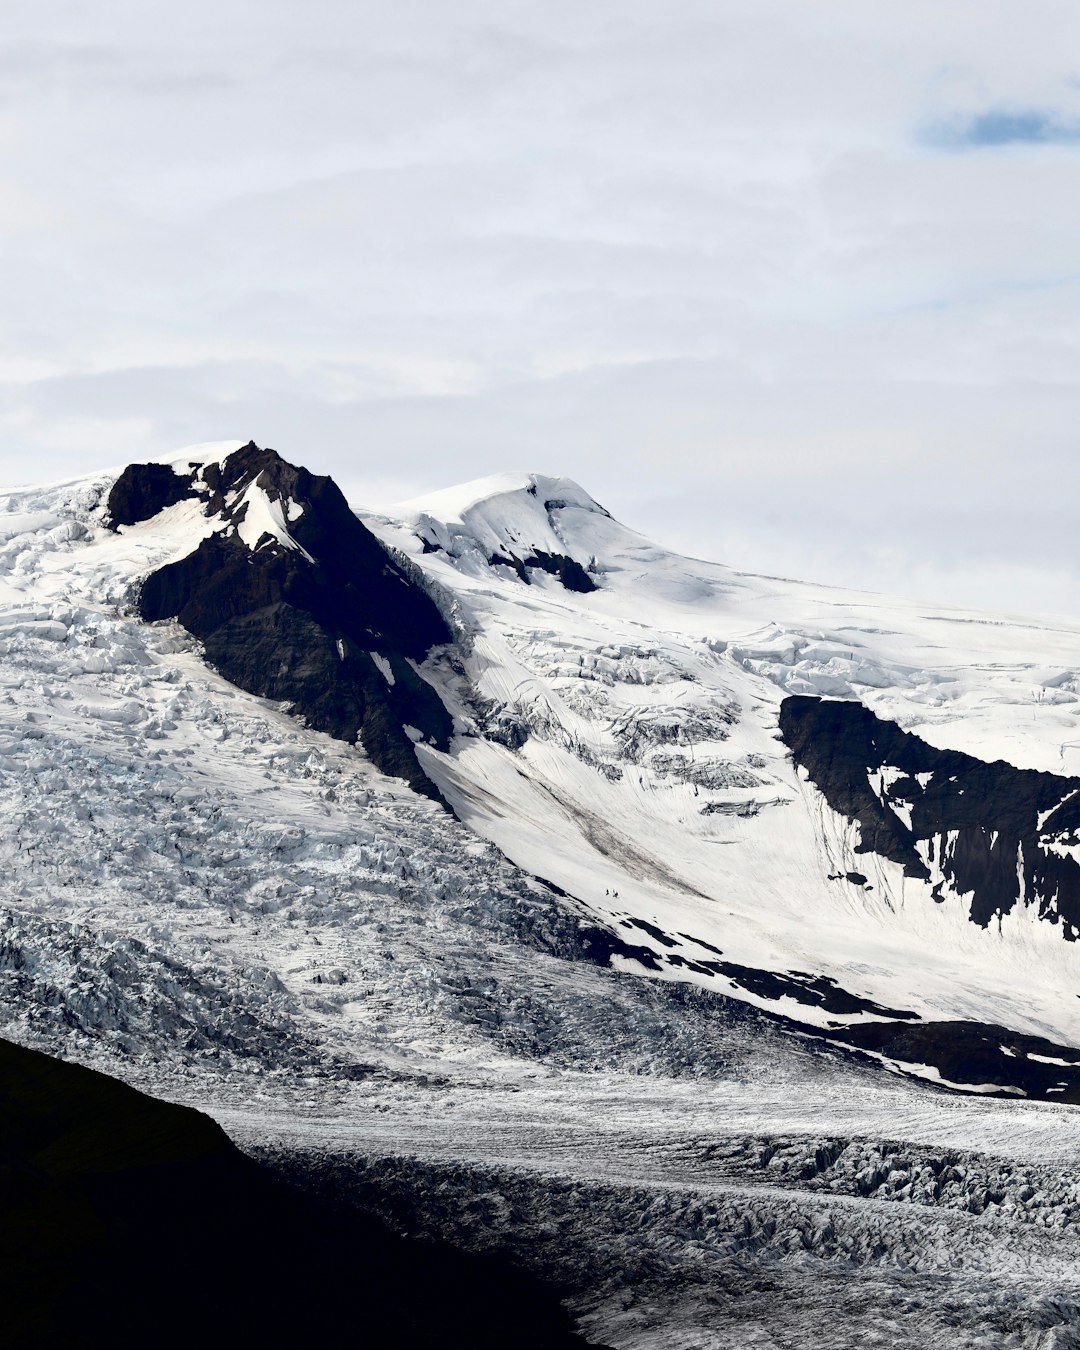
left=153, top=439, right=250, bottom=471
left=393, top=472, right=609, bottom=566
left=395, top=471, right=608, bottom=525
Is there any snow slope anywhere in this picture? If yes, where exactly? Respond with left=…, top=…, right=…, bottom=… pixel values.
left=364, top=473, right=1080, bottom=1061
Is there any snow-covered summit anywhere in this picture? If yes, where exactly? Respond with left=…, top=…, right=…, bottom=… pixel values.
left=391, top=472, right=611, bottom=593
left=396, top=470, right=610, bottom=526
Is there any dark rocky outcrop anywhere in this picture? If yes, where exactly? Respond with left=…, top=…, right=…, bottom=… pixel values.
left=488, top=549, right=598, bottom=593
left=0, top=1036, right=599, bottom=1349
left=664, top=952, right=920, bottom=1019
left=575, top=920, right=1080, bottom=1097
left=834, top=1019, right=1080, bottom=1101
left=780, top=694, right=1080, bottom=936
left=113, top=443, right=454, bottom=798
left=607, top=917, right=918, bottom=1018
left=106, top=461, right=195, bottom=527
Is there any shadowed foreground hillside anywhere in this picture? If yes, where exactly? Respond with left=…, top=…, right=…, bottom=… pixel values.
left=0, top=1037, right=597, bottom=1349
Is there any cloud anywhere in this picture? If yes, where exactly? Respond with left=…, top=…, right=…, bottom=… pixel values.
left=2, top=1, right=1080, bottom=616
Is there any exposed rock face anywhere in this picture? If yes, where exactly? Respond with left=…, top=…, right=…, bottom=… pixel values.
left=834, top=1018, right=1080, bottom=1099
left=488, top=548, right=597, bottom=593
left=779, top=694, right=1080, bottom=935
left=110, top=443, right=454, bottom=797
left=106, top=461, right=194, bottom=526
left=603, top=917, right=919, bottom=1019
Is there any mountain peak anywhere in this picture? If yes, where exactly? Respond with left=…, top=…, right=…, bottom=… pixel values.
left=107, top=441, right=314, bottom=553
left=391, top=471, right=610, bottom=595
left=395, top=471, right=611, bottom=525
left=107, top=442, right=455, bottom=796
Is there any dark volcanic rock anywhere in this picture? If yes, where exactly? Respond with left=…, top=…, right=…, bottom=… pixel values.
left=664, top=953, right=920, bottom=1019
left=0, top=1036, right=599, bottom=1350
left=780, top=694, right=1080, bottom=936
left=771, top=695, right=1080, bottom=1094
left=834, top=1019, right=1080, bottom=1101
left=589, top=918, right=918, bottom=1019
left=572, top=919, right=1080, bottom=1098
left=523, top=549, right=598, bottom=593
left=106, top=461, right=194, bottom=527
left=489, top=548, right=598, bottom=593
left=121, top=442, right=454, bottom=797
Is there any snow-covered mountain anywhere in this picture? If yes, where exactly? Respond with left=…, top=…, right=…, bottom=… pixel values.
left=7, top=441, right=1080, bottom=1347
left=365, top=467, right=1080, bottom=1094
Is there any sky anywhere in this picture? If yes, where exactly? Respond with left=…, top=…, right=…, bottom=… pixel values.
left=4, top=1, right=1080, bottom=614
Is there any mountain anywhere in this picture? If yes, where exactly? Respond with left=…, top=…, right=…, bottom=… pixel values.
left=367, top=467, right=1080, bottom=1094
left=110, top=442, right=453, bottom=796
left=4, top=441, right=1080, bottom=1347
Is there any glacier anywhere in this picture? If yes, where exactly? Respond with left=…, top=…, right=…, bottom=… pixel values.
left=3, top=443, right=1080, bottom=1346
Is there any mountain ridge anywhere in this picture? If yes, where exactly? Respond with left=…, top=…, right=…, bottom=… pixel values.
left=9, top=440, right=1080, bottom=1082
left=0, top=1034, right=597, bottom=1349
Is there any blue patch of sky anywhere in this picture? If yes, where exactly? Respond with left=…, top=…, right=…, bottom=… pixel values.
left=895, top=269, right=1080, bottom=317
left=925, top=109, right=1080, bottom=150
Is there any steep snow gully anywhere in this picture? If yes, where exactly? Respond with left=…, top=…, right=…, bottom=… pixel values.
left=5, top=440, right=1080, bottom=1344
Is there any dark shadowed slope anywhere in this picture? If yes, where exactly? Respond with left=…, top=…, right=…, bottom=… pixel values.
left=0, top=1037, right=600, bottom=1350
